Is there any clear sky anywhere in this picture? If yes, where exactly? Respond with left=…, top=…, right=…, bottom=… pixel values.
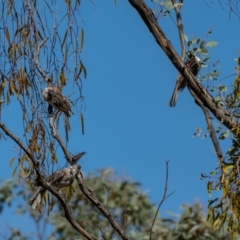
left=0, top=0, right=239, bottom=237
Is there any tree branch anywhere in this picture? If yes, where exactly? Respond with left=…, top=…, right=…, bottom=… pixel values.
left=0, top=122, right=39, bottom=168
left=49, top=114, right=72, bottom=162
left=193, top=93, right=225, bottom=180
left=34, top=37, right=51, bottom=82
left=0, top=122, right=96, bottom=240
left=128, top=0, right=239, bottom=135
left=149, top=160, right=175, bottom=240
left=75, top=170, right=129, bottom=240
left=40, top=169, right=97, bottom=240
left=171, top=0, right=185, bottom=60
left=48, top=114, right=84, bottom=165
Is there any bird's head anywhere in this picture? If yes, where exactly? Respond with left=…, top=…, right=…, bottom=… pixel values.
left=42, top=88, right=51, bottom=101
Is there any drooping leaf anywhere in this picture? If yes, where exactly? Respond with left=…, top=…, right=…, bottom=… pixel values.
left=9, top=157, right=16, bottom=167
left=12, top=165, right=18, bottom=178
left=60, top=70, right=66, bottom=87
left=79, top=60, right=87, bottom=79
left=81, top=112, right=84, bottom=135
left=5, top=28, right=11, bottom=44
left=80, top=28, right=84, bottom=52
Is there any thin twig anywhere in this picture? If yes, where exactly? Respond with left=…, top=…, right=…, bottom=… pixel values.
left=171, top=0, right=185, bottom=60
left=40, top=169, right=97, bottom=240
left=49, top=114, right=72, bottom=163
left=149, top=160, right=175, bottom=240
left=34, top=37, right=50, bottom=82
left=0, top=122, right=38, bottom=168
left=193, top=93, right=225, bottom=181
left=76, top=170, right=129, bottom=240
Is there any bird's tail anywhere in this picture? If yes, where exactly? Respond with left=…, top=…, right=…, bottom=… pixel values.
left=64, top=114, right=71, bottom=142
left=169, top=74, right=185, bottom=107
left=28, top=189, right=46, bottom=210
left=169, top=84, right=179, bottom=107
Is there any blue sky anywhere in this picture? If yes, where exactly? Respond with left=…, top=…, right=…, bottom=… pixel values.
left=0, top=0, right=239, bottom=237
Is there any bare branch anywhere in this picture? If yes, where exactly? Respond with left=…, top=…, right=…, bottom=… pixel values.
left=49, top=114, right=72, bottom=161
left=171, top=0, right=185, bottom=60
left=48, top=114, right=84, bottom=165
left=34, top=37, right=50, bottom=82
left=193, top=93, right=225, bottom=180
left=75, top=170, right=129, bottom=240
left=149, top=160, right=175, bottom=240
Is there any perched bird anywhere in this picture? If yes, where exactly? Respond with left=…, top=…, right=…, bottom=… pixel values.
left=169, top=55, right=201, bottom=107
left=42, top=79, right=73, bottom=117
left=28, top=165, right=79, bottom=210
left=42, top=79, right=73, bottom=140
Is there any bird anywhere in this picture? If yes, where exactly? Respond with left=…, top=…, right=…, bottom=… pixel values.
left=169, top=55, right=201, bottom=107
left=71, top=151, right=86, bottom=165
left=42, top=79, right=73, bottom=117
left=28, top=165, right=79, bottom=210
left=42, top=79, right=73, bottom=141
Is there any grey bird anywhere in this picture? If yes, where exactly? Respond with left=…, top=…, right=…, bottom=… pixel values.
left=42, top=80, right=73, bottom=117
left=42, top=80, right=73, bottom=140
left=28, top=165, right=79, bottom=210
left=169, top=55, right=201, bottom=107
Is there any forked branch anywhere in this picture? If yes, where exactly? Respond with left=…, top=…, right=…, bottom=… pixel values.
left=128, top=0, right=239, bottom=134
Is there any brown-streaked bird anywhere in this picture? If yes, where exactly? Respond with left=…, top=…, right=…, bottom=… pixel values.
left=42, top=80, right=73, bottom=117
left=28, top=165, right=79, bottom=210
left=169, top=55, right=201, bottom=107
left=42, top=80, right=73, bottom=140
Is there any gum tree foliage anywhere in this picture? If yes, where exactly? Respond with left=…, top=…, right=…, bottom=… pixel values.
left=127, top=0, right=240, bottom=237
left=0, top=169, right=233, bottom=239
left=1, top=0, right=240, bottom=239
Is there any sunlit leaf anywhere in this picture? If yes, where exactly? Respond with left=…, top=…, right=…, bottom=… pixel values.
left=60, top=70, right=66, bottom=87
left=213, top=213, right=220, bottom=228
left=9, top=157, right=16, bottom=167
left=206, top=41, right=218, bottom=47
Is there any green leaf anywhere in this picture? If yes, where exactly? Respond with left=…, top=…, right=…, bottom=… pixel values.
left=12, top=165, right=17, bottom=178
left=80, top=60, right=87, bottom=78
left=207, top=181, right=212, bottom=197
left=207, top=29, right=212, bottom=36
left=187, top=40, right=192, bottom=47
left=219, top=130, right=229, bottom=140
left=200, top=40, right=206, bottom=49
left=9, top=157, right=16, bottom=167
left=183, top=34, right=188, bottom=42
left=80, top=28, right=84, bottom=52
left=61, top=29, right=68, bottom=50
left=5, top=28, right=11, bottom=44
left=200, top=47, right=209, bottom=54
left=206, top=41, right=218, bottom=47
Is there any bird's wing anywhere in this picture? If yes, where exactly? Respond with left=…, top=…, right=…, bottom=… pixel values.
left=52, top=90, right=72, bottom=116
